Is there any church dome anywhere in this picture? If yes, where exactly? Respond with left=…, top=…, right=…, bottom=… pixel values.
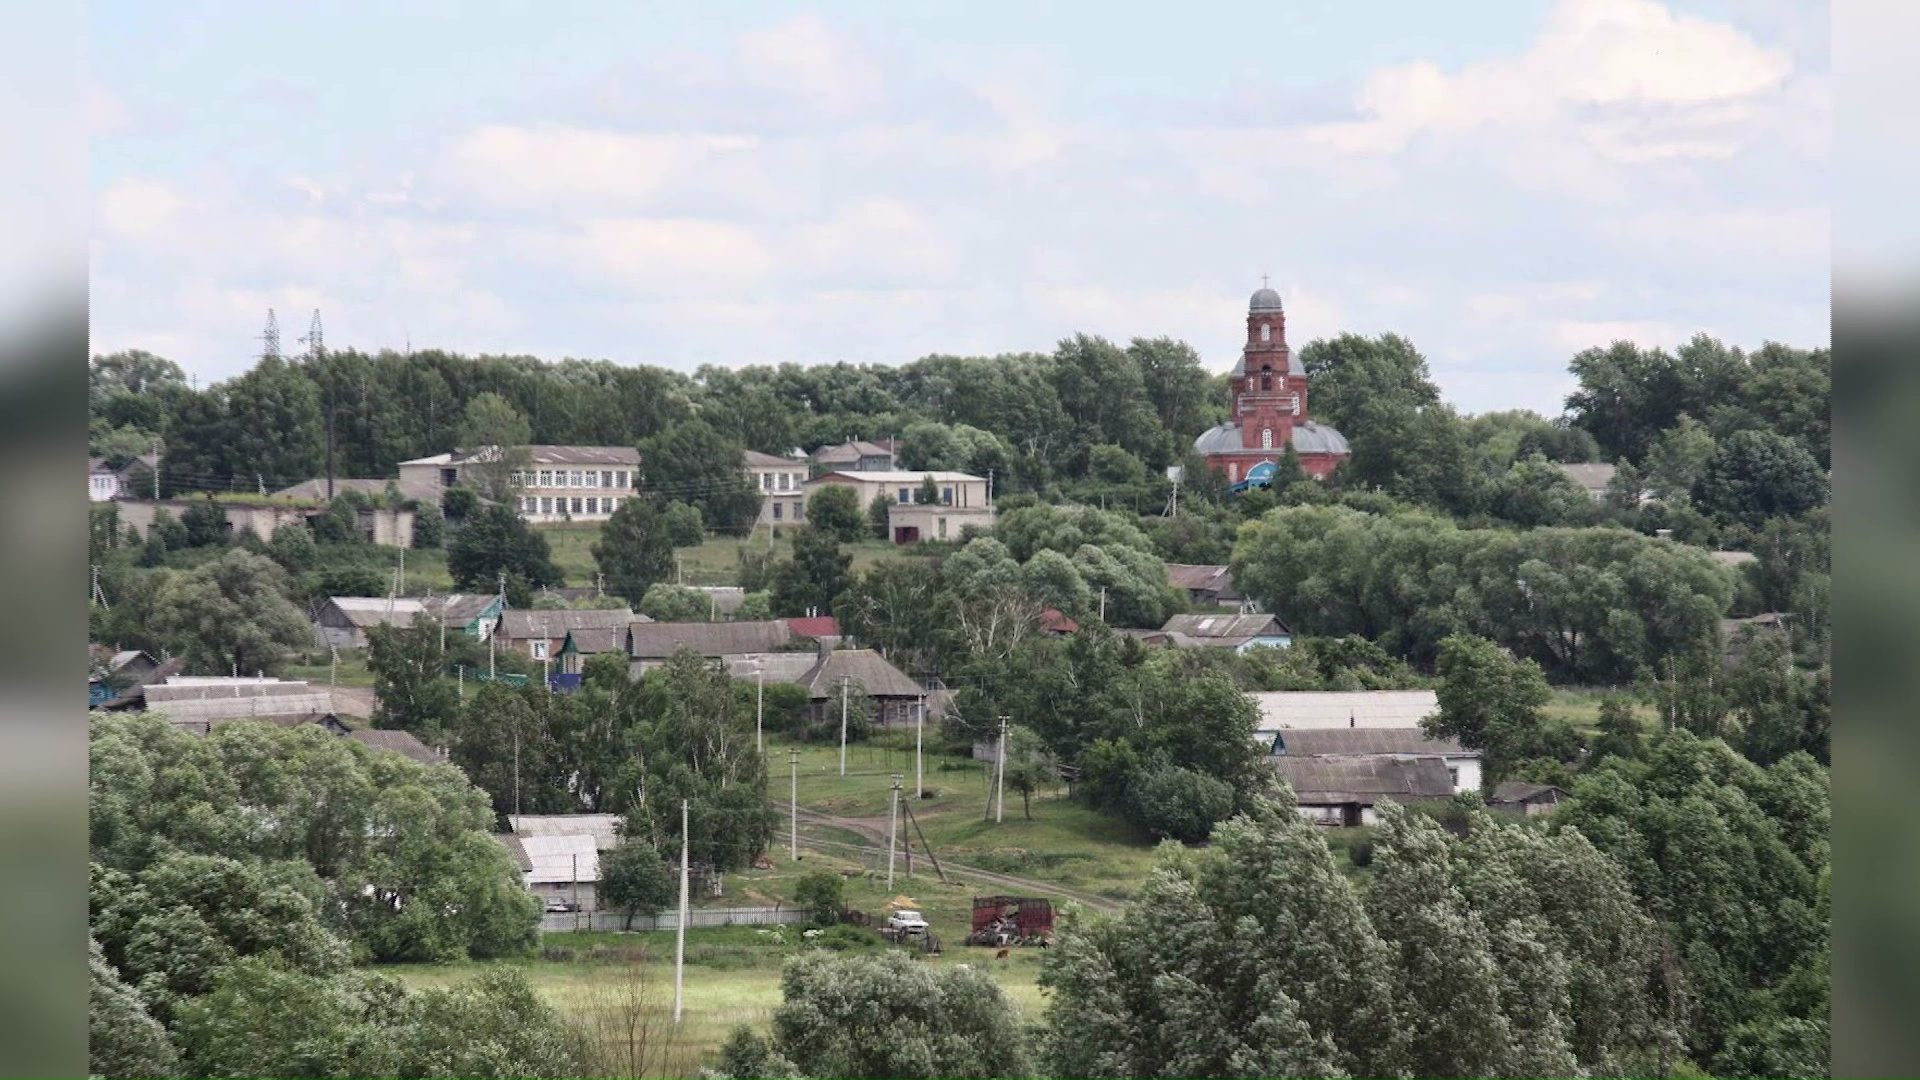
left=1249, top=286, right=1284, bottom=313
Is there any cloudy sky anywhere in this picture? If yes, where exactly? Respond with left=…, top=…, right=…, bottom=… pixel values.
left=89, top=0, right=1828, bottom=415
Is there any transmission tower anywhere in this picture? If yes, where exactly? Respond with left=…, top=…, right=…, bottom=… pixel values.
left=261, top=309, right=281, bottom=361
left=297, top=309, right=324, bottom=362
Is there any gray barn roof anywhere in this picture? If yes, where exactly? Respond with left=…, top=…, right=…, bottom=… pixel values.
left=1267, top=756, right=1455, bottom=805
left=1160, top=613, right=1290, bottom=641
left=1274, top=728, right=1466, bottom=757
left=627, top=620, right=796, bottom=659
left=496, top=608, right=635, bottom=641
left=346, top=728, right=447, bottom=766
left=798, top=648, right=924, bottom=700
left=1250, top=690, right=1440, bottom=731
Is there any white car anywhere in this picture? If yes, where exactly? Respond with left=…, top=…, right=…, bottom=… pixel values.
left=885, top=909, right=929, bottom=936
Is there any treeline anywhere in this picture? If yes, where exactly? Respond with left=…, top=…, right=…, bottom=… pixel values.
left=715, top=729, right=1829, bottom=1080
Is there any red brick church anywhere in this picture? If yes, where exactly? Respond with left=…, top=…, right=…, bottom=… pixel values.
left=1192, top=282, right=1350, bottom=488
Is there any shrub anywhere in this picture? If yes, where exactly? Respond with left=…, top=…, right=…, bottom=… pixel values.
left=1128, top=763, right=1235, bottom=843
left=792, top=871, right=845, bottom=926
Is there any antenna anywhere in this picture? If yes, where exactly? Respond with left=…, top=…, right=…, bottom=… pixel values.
left=261, top=309, right=281, bottom=361
left=297, top=309, right=324, bottom=363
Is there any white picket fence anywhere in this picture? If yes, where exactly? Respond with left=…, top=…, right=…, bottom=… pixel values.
left=540, top=905, right=810, bottom=934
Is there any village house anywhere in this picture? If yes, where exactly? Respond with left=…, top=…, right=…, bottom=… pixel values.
left=803, top=470, right=994, bottom=544
left=500, top=815, right=623, bottom=914
left=1555, top=462, right=1620, bottom=502
left=1157, top=612, right=1291, bottom=651
left=494, top=608, right=640, bottom=663
left=1192, top=284, right=1351, bottom=487
left=1486, top=781, right=1569, bottom=816
left=88, top=647, right=181, bottom=708
left=128, top=677, right=348, bottom=734
left=791, top=647, right=926, bottom=728
left=1267, top=756, right=1455, bottom=827
left=344, top=728, right=448, bottom=766
left=745, top=450, right=810, bottom=528
left=810, top=438, right=895, bottom=474
left=88, top=453, right=157, bottom=502
left=1163, top=563, right=1248, bottom=610
left=398, top=445, right=640, bottom=524
left=624, top=620, right=804, bottom=678
left=1267, top=727, right=1482, bottom=795
left=1248, top=689, right=1441, bottom=734
left=312, top=594, right=505, bottom=648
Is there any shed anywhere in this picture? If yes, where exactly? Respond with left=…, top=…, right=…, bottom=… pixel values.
left=627, top=620, right=799, bottom=676
left=1267, top=755, right=1455, bottom=826
left=517, top=833, right=601, bottom=912
left=509, top=814, right=623, bottom=850
left=558, top=626, right=632, bottom=675
left=1488, top=781, right=1569, bottom=816
left=313, top=596, right=428, bottom=649
left=1163, top=563, right=1245, bottom=608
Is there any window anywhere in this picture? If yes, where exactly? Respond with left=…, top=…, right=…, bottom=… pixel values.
left=1261, top=367, right=1272, bottom=392
left=793, top=500, right=804, bottom=520
left=531, top=470, right=546, bottom=487
left=519, top=497, right=533, bottom=514
left=585, top=498, right=598, bottom=515
left=615, top=470, right=628, bottom=489
left=898, top=487, right=911, bottom=504
left=606, top=496, right=619, bottom=513
left=772, top=501, right=783, bottom=520
left=1260, top=323, right=1271, bottom=342
left=938, top=517, right=948, bottom=539
left=777, top=473, right=789, bottom=491
left=761, top=472, right=773, bottom=491
left=441, top=468, right=458, bottom=487
left=1228, top=463, right=1238, bottom=482
left=1261, top=428, right=1273, bottom=449
left=600, top=470, right=612, bottom=488
left=540, top=497, right=553, bottom=514
left=531, top=641, right=549, bottom=660
left=1447, top=766, right=1460, bottom=788
left=942, top=487, right=953, bottom=505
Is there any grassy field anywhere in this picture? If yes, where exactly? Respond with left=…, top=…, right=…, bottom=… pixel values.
left=535, top=524, right=918, bottom=589
left=1545, top=686, right=1662, bottom=733
left=386, top=925, right=1048, bottom=1078
left=282, top=650, right=375, bottom=688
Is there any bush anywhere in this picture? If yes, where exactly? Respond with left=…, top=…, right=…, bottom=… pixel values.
left=1347, top=835, right=1374, bottom=868
left=793, top=871, right=845, bottom=926
left=662, top=501, right=705, bottom=547
left=1128, top=763, right=1235, bottom=843
left=806, top=484, right=868, bottom=543
left=809, top=924, right=882, bottom=951
left=441, top=487, right=478, bottom=522
left=412, top=504, right=444, bottom=549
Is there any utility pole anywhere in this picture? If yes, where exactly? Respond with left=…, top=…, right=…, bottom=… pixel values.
left=150, top=440, right=160, bottom=499
left=1099, top=587, right=1107, bottom=623
left=329, top=642, right=338, bottom=687
left=755, top=660, right=766, bottom=757
left=839, top=675, right=851, bottom=777
left=674, top=798, right=688, bottom=1025
left=789, top=748, right=801, bottom=861
left=995, top=715, right=1009, bottom=824
left=512, top=722, right=521, bottom=816
left=887, top=774, right=902, bottom=890
left=915, top=695, right=926, bottom=800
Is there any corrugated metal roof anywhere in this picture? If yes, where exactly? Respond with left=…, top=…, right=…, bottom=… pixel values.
left=1192, top=421, right=1350, bottom=457
left=146, top=693, right=339, bottom=724
left=812, top=440, right=894, bottom=462
left=1274, top=728, right=1466, bottom=757
left=146, top=679, right=316, bottom=702
left=1557, top=463, right=1617, bottom=492
left=561, top=627, right=628, bottom=655
left=510, top=814, right=623, bottom=849
left=1267, top=756, right=1455, bottom=804
left=322, top=597, right=428, bottom=629
left=1161, top=614, right=1289, bottom=640
left=744, top=450, right=804, bottom=468
left=1250, top=690, right=1440, bottom=731
left=1164, top=564, right=1234, bottom=593
left=497, top=608, right=634, bottom=640
left=723, top=652, right=820, bottom=684
left=493, top=833, right=534, bottom=873
left=518, top=833, right=600, bottom=884
left=627, top=621, right=795, bottom=659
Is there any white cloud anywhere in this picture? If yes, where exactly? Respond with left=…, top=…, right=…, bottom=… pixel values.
left=1306, top=0, right=1795, bottom=171
left=95, top=177, right=183, bottom=240
left=736, top=15, right=881, bottom=117
left=562, top=217, right=775, bottom=292
left=1545, top=317, right=1698, bottom=353
left=447, top=126, right=761, bottom=209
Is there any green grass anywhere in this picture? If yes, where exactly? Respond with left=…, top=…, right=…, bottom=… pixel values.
left=383, top=926, right=1046, bottom=1078
left=1544, top=686, right=1661, bottom=734
left=535, top=524, right=923, bottom=590
left=282, top=650, right=376, bottom=688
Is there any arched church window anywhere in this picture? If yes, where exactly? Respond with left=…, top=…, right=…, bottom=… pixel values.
left=1260, top=323, right=1271, bottom=342
left=1262, top=427, right=1274, bottom=449
left=1261, top=365, right=1272, bottom=392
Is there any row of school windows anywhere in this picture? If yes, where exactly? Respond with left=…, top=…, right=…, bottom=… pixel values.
left=510, top=469, right=634, bottom=490
left=517, top=496, right=622, bottom=516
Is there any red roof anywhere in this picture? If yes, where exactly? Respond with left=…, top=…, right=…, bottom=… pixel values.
left=1039, top=609, right=1080, bottom=634
left=785, top=616, right=840, bottom=639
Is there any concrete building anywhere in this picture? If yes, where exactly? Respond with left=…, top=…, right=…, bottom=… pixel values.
left=398, top=445, right=640, bottom=524
left=115, top=498, right=414, bottom=548
left=810, top=439, right=895, bottom=474
left=803, top=470, right=993, bottom=544
left=746, top=450, right=811, bottom=528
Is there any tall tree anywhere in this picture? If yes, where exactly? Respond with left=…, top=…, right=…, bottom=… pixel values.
left=592, top=497, right=676, bottom=606
left=366, top=618, right=461, bottom=739
left=447, top=504, right=562, bottom=594
left=770, top=529, right=852, bottom=617
left=638, top=420, right=763, bottom=535
left=770, top=952, right=1034, bottom=1080
left=1690, top=429, right=1828, bottom=528
left=223, top=356, right=325, bottom=490
left=1424, top=634, right=1566, bottom=785
left=148, top=549, right=310, bottom=676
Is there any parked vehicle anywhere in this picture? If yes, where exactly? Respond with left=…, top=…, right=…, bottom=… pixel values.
left=884, top=909, right=929, bottom=937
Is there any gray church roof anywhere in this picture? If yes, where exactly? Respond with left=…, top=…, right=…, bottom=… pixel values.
left=1192, top=421, right=1350, bottom=457
left=1249, top=287, right=1284, bottom=313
